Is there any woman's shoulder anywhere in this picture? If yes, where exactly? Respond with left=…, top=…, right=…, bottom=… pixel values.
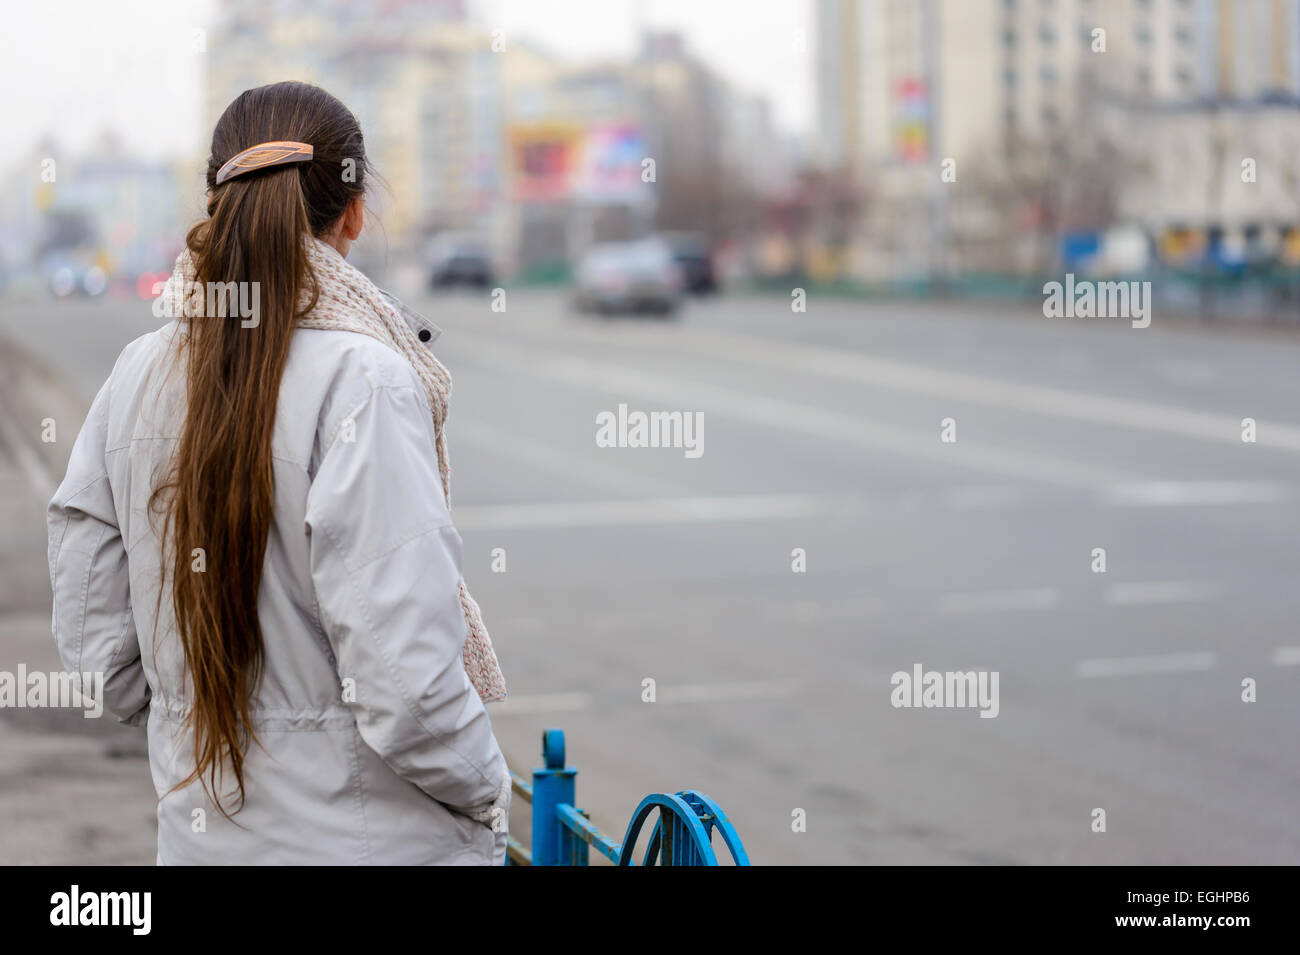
left=288, top=325, right=423, bottom=398
left=284, top=328, right=430, bottom=472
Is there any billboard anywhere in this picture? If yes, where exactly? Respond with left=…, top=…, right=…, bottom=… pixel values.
left=573, top=124, right=650, bottom=205
left=507, top=122, right=582, bottom=202
left=508, top=122, right=650, bottom=205
left=893, top=77, right=929, bottom=163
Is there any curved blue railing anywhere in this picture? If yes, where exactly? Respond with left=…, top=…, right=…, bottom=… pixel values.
left=505, top=729, right=750, bottom=866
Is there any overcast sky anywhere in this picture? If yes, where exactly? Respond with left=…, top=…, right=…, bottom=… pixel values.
left=0, top=0, right=811, bottom=171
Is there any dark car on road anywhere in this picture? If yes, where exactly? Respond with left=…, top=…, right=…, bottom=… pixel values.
left=659, top=232, right=717, bottom=293
left=427, top=233, right=494, bottom=289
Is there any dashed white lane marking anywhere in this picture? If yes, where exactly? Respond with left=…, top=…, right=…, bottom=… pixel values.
left=764, top=598, right=886, bottom=622
left=937, top=588, right=1060, bottom=614
left=454, top=416, right=681, bottom=498
left=678, top=327, right=1300, bottom=454
left=1104, top=480, right=1290, bottom=507
left=1271, top=647, right=1300, bottom=666
left=458, top=334, right=1146, bottom=489
left=1074, top=652, right=1218, bottom=678
left=491, top=680, right=800, bottom=716
left=1104, top=580, right=1219, bottom=606
left=449, top=474, right=1288, bottom=531
left=656, top=680, right=801, bottom=704
left=497, top=319, right=1300, bottom=453
left=452, top=492, right=852, bottom=530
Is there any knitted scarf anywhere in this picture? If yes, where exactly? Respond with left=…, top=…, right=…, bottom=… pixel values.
left=162, top=237, right=507, bottom=704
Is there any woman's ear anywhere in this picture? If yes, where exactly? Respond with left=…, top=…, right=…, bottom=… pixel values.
left=341, top=196, right=364, bottom=241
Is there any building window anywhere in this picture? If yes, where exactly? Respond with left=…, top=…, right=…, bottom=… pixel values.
left=1040, top=64, right=1057, bottom=86
left=1039, top=23, right=1056, bottom=44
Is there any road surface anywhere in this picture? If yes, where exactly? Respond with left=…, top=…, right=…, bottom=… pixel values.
left=1, top=287, right=1298, bottom=864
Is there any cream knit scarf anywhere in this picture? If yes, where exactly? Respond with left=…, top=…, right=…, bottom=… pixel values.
left=163, top=237, right=507, bottom=704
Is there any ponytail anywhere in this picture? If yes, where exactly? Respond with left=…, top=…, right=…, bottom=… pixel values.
left=151, top=82, right=367, bottom=818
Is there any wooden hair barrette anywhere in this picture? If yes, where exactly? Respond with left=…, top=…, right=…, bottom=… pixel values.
left=215, top=140, right=314, bottom=185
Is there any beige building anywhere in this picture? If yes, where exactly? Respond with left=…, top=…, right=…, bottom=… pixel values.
left=204, top=0, right=496, bottom=248
left=816, top=0, right=1300, bottom=278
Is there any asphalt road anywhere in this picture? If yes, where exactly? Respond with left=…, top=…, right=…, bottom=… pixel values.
left=2, top=286, right=1298, bottom=865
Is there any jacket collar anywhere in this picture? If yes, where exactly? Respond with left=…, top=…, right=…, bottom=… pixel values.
left=377, top=288, right=442, bottom=345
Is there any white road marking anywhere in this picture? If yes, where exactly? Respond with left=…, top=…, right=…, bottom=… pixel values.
left=1104, top=581, right=1219, bottom=606
left=681, top=326, right=1300, bottom=453
left=454, top=316, right=1300, bottom=452
left=655, top=680, right=801, bottom=704
left=451, top=474, right=1286, bottom=530
left=453, top=415, right=681, bottom=497
left=937, top=588, right=1060, bottom=614
left=1075, top=652, right=1218, bottom=678
left=1271, top=647, right=1300, bottom=667
left=458, top=335, right=1147, bottom=489
left=1104, top=480, right=1290, bottom=507
left=490, top=680, right=801, bottom=715
left=451, top=492, right=855, bottom=530
left=764, top=598, right=886, bottom=622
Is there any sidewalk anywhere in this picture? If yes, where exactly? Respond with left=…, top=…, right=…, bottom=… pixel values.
left=0, top=334, right=158, bottom=864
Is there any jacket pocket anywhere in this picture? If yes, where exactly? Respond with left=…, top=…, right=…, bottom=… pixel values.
left=444, top=803, right=496, bottom=863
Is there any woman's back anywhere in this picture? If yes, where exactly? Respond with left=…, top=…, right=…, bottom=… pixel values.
left=50, top=317, right=508, bottom=864
left=47, top=80, right=508, bottom=865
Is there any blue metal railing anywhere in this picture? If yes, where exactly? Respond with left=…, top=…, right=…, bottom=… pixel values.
left=505, top=728, right=751, bottom=866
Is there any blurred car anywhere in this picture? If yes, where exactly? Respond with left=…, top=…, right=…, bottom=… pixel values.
left=37, top=210, right=110, bottom=297
left=573, top=239, right=684, bottom=316
left=426, top=233, right=494, bottom=289
left=659, top=232, right=717, bottom=293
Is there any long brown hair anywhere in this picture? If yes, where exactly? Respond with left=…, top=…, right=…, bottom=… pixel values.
left=152, top=82, right=368, bottom=818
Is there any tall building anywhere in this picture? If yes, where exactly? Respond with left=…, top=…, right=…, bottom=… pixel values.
left=204, top=0, right=497, bottom=250
left=816, top=0, right=1300, bottom=278
left=1211, top=0, right=1300, bottom=99
left=814, top=0, right=862, bottom=173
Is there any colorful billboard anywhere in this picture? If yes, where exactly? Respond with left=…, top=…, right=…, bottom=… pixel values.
left=573, top=124, right=650, bottom=205
left=893, top=77, right=929, bottom=163
left=507, top=122, right=582, bottom=202
left=508, top=122, right=649, bottom=205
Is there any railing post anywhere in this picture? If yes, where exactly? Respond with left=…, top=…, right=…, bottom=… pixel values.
left=531, top=728, right=578, bottom=866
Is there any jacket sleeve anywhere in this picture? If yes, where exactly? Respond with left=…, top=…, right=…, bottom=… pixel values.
left=47, top=378, right=150, bottom=726
left=305, top=379, right=507, bottom=817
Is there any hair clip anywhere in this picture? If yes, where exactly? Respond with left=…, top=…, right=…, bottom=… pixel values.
left=215, top=140, right=314, bottom=185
